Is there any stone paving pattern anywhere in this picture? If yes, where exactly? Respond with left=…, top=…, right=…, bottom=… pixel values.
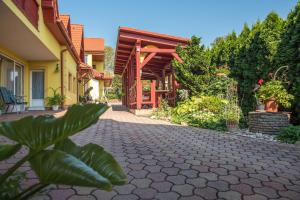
left=1, top=104, right=300, bottom=200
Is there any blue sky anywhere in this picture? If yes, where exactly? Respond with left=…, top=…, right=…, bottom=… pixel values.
left=58, top=0, right=298, bottom=47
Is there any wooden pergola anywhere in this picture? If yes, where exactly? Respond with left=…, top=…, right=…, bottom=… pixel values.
left=114, top=27, right=189, bottom=110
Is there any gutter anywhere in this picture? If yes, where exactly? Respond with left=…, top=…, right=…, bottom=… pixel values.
left=61, top=49, right=68, bottom=109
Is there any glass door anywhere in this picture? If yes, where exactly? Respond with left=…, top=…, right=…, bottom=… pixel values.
left=30, top=70, right=45, bottom=110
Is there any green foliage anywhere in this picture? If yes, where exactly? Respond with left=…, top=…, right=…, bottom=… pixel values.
left=0, top=172, right=25, bottom=200
left=258, top=80, right=294, bottom=108
left=172, top=95, right=228, bottom=131
left=210, top=32, right=237, bottom=67
left=0, top=144, right=21, bottom=161
left=230, top=13, right=286, bottom=115
left=152, top=99, right=172, bottom=120
left=104, top=46, right=115, bottom=73
left=107, top=75, right=122, bottom=100
left=276, top=125, right=300, bottom=144
left=46, top=87, right=65, bottom=106
left=0, top=99, right=5, bottom=110
left=0, top=104, right=127, bottom=199
left=275, top=1, right=300, bottom=123
left=224, top=103, right=241, bottom=122
left=172, top=36, right=212, bottom=96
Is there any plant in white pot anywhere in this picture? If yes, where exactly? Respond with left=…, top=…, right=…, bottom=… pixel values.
left=46, top=88, right=65, bottom=111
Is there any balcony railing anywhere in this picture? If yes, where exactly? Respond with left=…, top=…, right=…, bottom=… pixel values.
left=13, top=0, right=39, bottom=28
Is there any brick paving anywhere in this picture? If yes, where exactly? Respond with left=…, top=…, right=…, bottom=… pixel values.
left=1, top=104, right=300, bottom=200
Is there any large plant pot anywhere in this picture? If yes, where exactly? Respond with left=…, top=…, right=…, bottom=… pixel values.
left=227, top=121, right=238, bottom=132
left=52, top=105, right=59, bottom=111
left=265, top=98, right=278, bottom=112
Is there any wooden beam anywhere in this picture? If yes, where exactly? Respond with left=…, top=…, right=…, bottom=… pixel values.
left=119, top=32, right=183, bottom=47
left=136, top=40, right=142, bottom=109
left=151, top=80, right=156, bottom=108
left=141, top=52, right=156, bottom=69
left=140, top=48, right=176, bottom=54
left=121, top=45, right=136, bottom=75
left=172, top=53, right=183, bottom=63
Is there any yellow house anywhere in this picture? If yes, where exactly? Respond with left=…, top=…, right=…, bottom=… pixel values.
left=0, top=0, right=81, bottom=110
left=84, top=38, right=106, bottom=100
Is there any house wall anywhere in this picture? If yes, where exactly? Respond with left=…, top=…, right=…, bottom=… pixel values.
left=1, top=0, right=78, bottom=108
left=93, top=61, right=104, bottom=98
left=3, top=0, right=61, bottom=59
left=62, top=50, right=78, bottom=106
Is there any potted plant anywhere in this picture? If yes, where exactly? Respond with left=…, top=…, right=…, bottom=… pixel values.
left=258, top=80, right=294, bottom=112
left=46, top=88, right=65, bottom=111
left=224, top=103, right=241, bottom=132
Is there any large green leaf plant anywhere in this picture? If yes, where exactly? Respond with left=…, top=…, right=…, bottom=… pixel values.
left=0, top=104, right=127, bottom=200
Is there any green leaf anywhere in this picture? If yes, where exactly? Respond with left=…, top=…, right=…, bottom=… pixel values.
left=55, top=139, right=127, bottom=185
left=0, top=144, right=21, bottom=161
left=29, top=150, right=112, bottom=191
left=0, top=104, right=108, bottom=151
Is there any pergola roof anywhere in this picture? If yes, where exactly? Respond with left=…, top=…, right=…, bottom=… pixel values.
left=114, top=27, right=189, bottom=79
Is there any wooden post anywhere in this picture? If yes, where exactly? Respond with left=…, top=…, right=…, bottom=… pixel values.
left=136, top=40, right=142, bottom=109
left=162, top=69, right=166, bottom=90
left=168, top=74, right=171, bottom=91
left=151, top=80, right=156, bottom=108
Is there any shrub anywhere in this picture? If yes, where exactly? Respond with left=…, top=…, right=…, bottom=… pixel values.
left=152, top=99, right=172, bottom=120
left=276, top=125, right=300, bottom=144
left=172, top=95, right=228, bottom=131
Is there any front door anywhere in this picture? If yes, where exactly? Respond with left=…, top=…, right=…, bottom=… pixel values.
left=30, top=70, right=45, bottom=110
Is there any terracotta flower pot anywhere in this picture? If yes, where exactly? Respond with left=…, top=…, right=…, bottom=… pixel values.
left=264, top=98, right=278, bottom=112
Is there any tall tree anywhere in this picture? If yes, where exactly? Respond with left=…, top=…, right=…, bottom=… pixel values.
left=233, top=12, right=285, bottom=115
left=172, top=36, right=212, bottom=95
left=275, top=1, right=300, bottom=123
left=210, top=31, right=237, bottom=67
left=104, top=46, right=115, bottom=74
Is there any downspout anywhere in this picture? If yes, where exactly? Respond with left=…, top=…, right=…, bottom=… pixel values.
left=61, top=49, right=68, bottom=109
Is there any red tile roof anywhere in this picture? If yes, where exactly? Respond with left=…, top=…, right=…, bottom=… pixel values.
left=70, top=24, right=84, bottom=55
left=84, top=38, right=104, bottom=52
left=59, top=15, right=70, bottom=30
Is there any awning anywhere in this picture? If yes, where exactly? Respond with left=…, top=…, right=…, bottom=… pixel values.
left=78, top=62, right=104, bottom=80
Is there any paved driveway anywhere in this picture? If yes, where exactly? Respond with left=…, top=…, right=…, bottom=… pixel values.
left=1, top=104, right=300, bottom=200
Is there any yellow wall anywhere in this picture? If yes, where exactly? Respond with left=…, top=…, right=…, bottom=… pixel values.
left=92, top=61, right=105, bottom=98
left=86, top=54, right=93, bottom=66
left=3, top=0, right=61, bottom=59
left=62, top=50, right=78, bottom=106
left=1, top=1, right=79, bottom=108
left=28, top=60, right=60, bottom=105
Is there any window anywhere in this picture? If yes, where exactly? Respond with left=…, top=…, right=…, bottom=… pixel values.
left=68, top=73, right=72, bottom=92
left=73, top=77, right=76, bottom=93
left=0, top=55, right=24, bottom=96
left=84, top=55, right=88, bottom=64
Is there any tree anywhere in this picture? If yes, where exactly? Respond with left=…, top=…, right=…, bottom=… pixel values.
left=275, top=1, right=300, bottom=124
left=232, top=13, right=285, bottom=115
left=172, top=36, right=212, bottom=95
left=104, top=46, right=115, bottom=73
left=210, top=31, right=237, bottom=67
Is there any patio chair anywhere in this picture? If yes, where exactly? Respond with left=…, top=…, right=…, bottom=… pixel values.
left=0, top=87, right=26, bottom=113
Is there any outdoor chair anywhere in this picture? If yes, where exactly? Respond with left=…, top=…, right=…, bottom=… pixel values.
left=0, top=87, right=27, bottom=113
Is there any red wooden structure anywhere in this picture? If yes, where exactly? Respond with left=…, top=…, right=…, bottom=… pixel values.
left=114, top=27, right=189, bottom=110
